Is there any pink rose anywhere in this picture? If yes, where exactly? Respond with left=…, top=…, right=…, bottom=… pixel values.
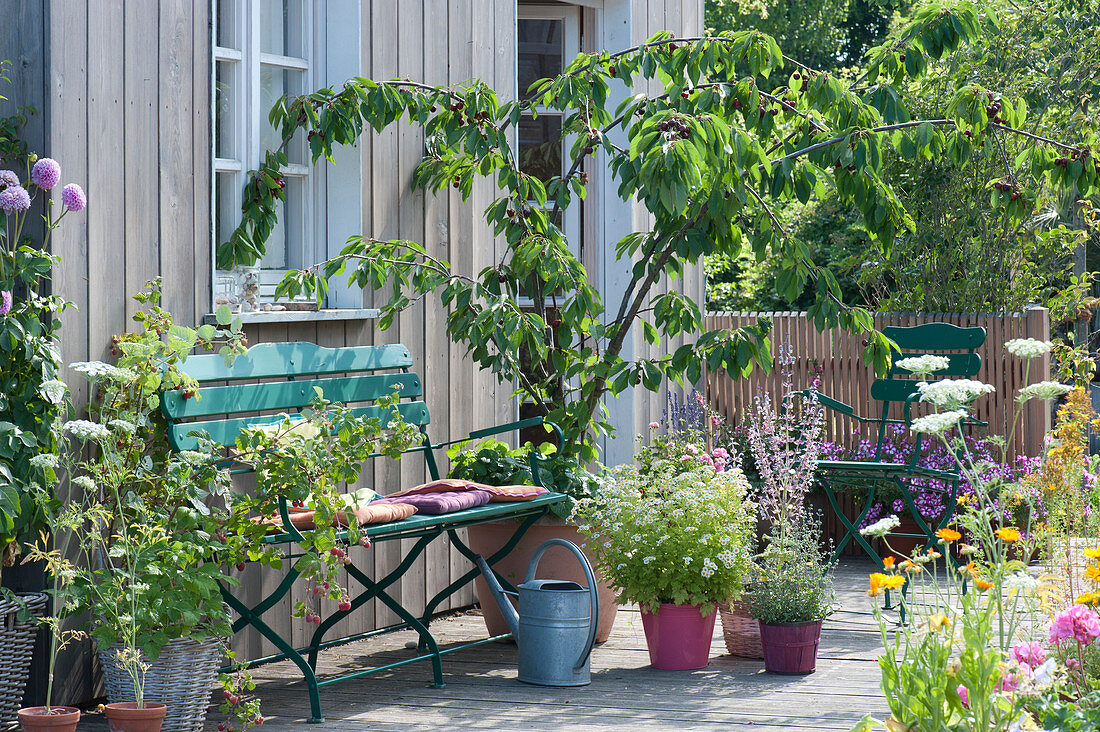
left=1012, top=641, right=1047, bottom=668
left=957, top=684, right=968, bottom=707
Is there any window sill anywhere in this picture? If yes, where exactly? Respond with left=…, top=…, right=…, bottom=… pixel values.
left=202, top=308, right=381, bottom=325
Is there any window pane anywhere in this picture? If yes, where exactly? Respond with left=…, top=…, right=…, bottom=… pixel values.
left=259, top=176, right=306, bottom=271
left=261, top=0, right=306, bottom=57
left=216, top=0, right=238, bottom=49
left=215, top=61, right=237, bottom=159
left=518, top=19, right=563, bottom=100
left=519, top=115, right=562, bottom=186
left=215, top=172, right=242, bottom=248
left=259, top=66, right=307, bottom=163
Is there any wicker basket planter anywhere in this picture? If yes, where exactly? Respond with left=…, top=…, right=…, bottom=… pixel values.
left=99, top=637, right=221, bottom=732
left=0, top=592, right=48, bottom=728
left=719, top=599, right=763, bottom=659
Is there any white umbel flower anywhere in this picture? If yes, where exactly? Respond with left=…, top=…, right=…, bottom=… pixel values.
left=917, top=379, right=995, bottom=409
left=1017, top=381, right=1072, bottom=403
left=1005, top=338, right=1052, bottom=359
left=895, top=355, right=950, bottom=375
left=910, top=409, right=969, bottom=435
left=860, top=515, right=901, bottom=537
left=64, top=419, right=111, bottom=442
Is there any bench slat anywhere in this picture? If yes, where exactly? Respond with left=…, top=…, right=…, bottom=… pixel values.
left=168, top=400, right=432, bottom=451
left=177, top=342, right=414, bottom=382
left=882, top=323, right=986, bottom=350
left=885, top=351, right=981, bottom=377
left=163, top=373, right=424, bottom=419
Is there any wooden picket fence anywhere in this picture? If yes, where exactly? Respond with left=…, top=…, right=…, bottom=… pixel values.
left=705, top=308, right=1051, bottom=459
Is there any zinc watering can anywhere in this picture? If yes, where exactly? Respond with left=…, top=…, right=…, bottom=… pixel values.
left=474, top=538, right=599, bottom=687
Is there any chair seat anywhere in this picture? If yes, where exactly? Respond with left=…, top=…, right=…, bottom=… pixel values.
left=817, top=460, right=959, bottom=482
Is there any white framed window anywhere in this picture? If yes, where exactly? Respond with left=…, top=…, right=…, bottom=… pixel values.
left=212, top=0, right=363, bottom=310
left=517, top=4, right=582, bottom=259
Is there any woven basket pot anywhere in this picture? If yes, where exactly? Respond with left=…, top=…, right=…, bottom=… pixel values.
left=99, top=637, right=221, bottom=732
left=719, top=599, right=763, bottom=659
left=0, top=592, right=48, bottom=728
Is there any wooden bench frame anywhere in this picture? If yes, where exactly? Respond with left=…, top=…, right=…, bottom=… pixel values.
left=162, top=342, right=567, bottom=723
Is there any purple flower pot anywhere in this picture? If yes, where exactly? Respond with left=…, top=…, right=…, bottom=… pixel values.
left=758, top=619, right=822, bottom=674
left=640, top=602, right=717, bottom=670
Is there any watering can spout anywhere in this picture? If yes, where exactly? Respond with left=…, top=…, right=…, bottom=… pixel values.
left=474, top=555, right=520, bottom=637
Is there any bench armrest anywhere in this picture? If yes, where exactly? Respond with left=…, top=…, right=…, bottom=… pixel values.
left=799, top=389, right=876, bottom=423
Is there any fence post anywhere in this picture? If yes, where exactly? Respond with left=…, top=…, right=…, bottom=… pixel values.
left=1023, top=305, right=1051, bottom=457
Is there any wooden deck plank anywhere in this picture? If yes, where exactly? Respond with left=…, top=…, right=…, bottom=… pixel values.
left=78, top=561, right=890, bottom=731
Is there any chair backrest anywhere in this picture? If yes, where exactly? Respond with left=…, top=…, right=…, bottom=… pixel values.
left=162, top=342, right=430, bottom=453
left=869, top=323, right=987, bottom=405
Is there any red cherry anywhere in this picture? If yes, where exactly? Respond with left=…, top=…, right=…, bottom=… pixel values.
left=338, top=600, right=352, bottom=611
left=223, top=690, right=231, bottom=699
left=236, top=562, right=246, bottom=571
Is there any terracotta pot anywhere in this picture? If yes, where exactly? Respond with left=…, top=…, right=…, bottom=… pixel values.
left=639, top=602, right=717, bottom=670
left=758, top=620, right=822, bottom=674
left=17, top=707, right=81, bottom=732
left=103, top=703, right=167, bottom=732
left=466, top=518, right=618, bottom=643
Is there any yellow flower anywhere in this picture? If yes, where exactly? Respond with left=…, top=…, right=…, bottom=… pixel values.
left=1077, top=591, right=1100, bottom=606
left=1085, top=563, right=1100, bottom=583
left=936, top=528, right=961, bottom=542
left=883, top=575, right=906, bottom=590
left=996, top=527, right=1022, bottom=542
left=1084, top=544, right=1100, bottom=559
left=928, top=613, right=952, bottom=632
left=868, top=572, right=887, bottom=596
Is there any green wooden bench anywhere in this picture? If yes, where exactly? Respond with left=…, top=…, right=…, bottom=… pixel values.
left=802, top=323, right=987, bottom=577
left=161, top=342, right=566, bottom=723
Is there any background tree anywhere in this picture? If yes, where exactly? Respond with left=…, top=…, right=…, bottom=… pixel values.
left=221, top=2, right=1099, bottom=463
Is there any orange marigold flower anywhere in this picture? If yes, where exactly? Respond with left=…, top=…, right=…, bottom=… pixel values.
left=996, top=527, right=1022, bottom=542
left=883, top=575, right=906, bottom=590
left=868, top=573, right=887, bottom=596
left=936, top=528, right=961, bottom=542
left=976, top=579, right=993, bottom=591
left=882, top=556, right=896, bottom=569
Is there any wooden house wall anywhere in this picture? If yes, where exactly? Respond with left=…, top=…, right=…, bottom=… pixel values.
left=27, top=0, right=704, bottom=703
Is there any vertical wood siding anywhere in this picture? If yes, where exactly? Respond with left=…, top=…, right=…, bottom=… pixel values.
left=37, top=0, right=705, bottom=701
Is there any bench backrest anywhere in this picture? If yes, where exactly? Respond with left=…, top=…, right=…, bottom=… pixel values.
left=162, top=342, right=436, bottom=474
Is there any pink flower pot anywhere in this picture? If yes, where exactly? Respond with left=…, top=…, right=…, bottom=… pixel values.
left=758, top=620, right=822, bottom=674
left=640, top=602, right=717, bottom=670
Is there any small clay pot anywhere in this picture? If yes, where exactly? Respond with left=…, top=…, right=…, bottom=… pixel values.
left=17, top=706, right=81, bottom=732
left=103, top=702, right=168, bottom=732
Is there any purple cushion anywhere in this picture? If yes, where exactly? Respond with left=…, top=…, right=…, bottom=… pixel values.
left=374, top=489, right=491, bottom=515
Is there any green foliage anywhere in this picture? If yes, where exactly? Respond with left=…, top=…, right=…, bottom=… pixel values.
left=223, top=4, right=1097, bottom=461
left=745, top=516, right=835, bottom=623
left=573, top=463, right=756, bottom=610
left=446, top=437, right=599, bottom=520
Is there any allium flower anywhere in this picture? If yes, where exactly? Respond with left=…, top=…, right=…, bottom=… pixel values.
left=31, top=158, right=61, bottom=189
left=1017, top=381, right=1072, bottom=403
left=1013, top=641, right=1047, bottom=668
left=860, top=515, right=900, bottom=538
left=0, top=290, right=11, bottom=316
left=0, top=185, right=31, bottom=214
left=0, top=170, right=19, bottom=188
left=1049, top=604, right=1100, bottom=646
left=917, top=379, right=995, bottom=409
left=64, top=420, right=111, bottom=442
left=61, top=183, right=86, bottom=211
left=1005, top=338, right=1052, bottom=359
left=895, top=354, right=950, bottom=375
left=909, top=409, right=968, bottom=435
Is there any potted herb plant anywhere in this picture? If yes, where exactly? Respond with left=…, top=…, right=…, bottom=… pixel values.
left=744, top=517, right=836, bottom=674
left=573, top=461, right=755, bottom=670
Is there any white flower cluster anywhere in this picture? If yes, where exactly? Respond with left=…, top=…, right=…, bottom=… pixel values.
left=917, top=379, right=995, bottom=408
left=1003, top=572, right=1040, bottom=592
left=717, top=550, right=738, bottom=568
left=72, top=475, right=96, bottom=493
left=860, top=515, right=900, bottom=538
left=108, top=419, right=137, bottom=435
left=643, top=556, right=656, bottom=565
left=895, top=354, right=950, bottom=375
left=910, top=409, right=969, bottom=435
left=1017, top=381, right=1072, bottom=403
left=700, top=558, right=717, bottom=578
left=69, top=361, right=137, bottom=384
left=177, top=450, right=211, bottom=465
left=29, top=453, right=59, bottom=470
left=1005, top=338, right=1052, bottom=359
left=64, top=419, right=111, bottom=442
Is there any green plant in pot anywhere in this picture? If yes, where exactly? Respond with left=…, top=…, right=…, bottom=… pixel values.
left=53, top=282, right=260, bottom=732
left=446, top=437, right=616, bottom=642
left=574, top=460, right=755, bottom=670
left=744, top=515, right=836, bottom=675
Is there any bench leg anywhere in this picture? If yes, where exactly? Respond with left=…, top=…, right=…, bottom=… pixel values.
left=821, top=476, right=882, bottom=567
left=221, top=577, right=327, bottom=724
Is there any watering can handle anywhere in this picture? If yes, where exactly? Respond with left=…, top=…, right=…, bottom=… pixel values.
left=525, top=538, right=599, bottom=672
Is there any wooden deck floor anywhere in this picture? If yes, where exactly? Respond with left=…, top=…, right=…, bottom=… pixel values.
left=80, top=560, right=888, bottom=731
